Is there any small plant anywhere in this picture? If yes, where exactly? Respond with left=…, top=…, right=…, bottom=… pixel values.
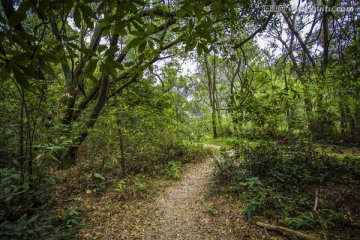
left=64, top=208, right=84, bottom=228
left=164, top=161, right=181, bottom=180
left=134, top=176, right=147, bottom=192
left=204, top=203, right=214, bottom=214
left=115, top=180, right=126, bottom=191
left=87, top=172, right=106, bottom=189
left=230, top=177, right=267, bottom=218
left=283, top=211, right=316, bottom=229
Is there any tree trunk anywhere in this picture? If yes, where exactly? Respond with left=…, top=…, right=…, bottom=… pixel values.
left=204, top=55, right=217, bottom=138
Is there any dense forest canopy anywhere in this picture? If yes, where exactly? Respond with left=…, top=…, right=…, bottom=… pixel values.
left=0, top=0, right=359, bottom=239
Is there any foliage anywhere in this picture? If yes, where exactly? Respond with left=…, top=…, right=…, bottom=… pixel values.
left=164, top=161, right=182, bottom=180
left=0, top=167, right=83, bottom=239
left=213, top=136, right=360, bottom=230
left=0, top=0, right=359, bottom=238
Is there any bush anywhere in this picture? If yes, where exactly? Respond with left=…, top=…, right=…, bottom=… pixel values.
left=164, top=161, right=181, bottom=180
left=0, top=166, right=83, bottom=239
left=213, top=137, right=360, bottom=226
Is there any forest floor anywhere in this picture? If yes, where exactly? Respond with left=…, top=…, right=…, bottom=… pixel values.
left=53, top=143, right=360, bottom=240
left=56, top=146, right=276, bottom=239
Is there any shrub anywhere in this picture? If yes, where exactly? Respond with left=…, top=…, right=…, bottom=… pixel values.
left=164, top=161, right=181, bottom=180
left=213, top=137, right=360, bottom=227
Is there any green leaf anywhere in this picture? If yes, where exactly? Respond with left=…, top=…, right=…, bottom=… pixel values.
left=94, top=173, right=105, bottom=180
left=16, top=64, right=38, bottom=79
left=11, top=52, right=31, bottom=65
left=46, top=40, right=62, bottom=48
left=12, top=64, right=30, bottom=89
left=100, top=61, right=116, bottom=77
left=104, top=46, right=118, bottom=57
left=193, top=3, right=204, bottom=18
left=12, top=34, right=28, bottom=48
left=132, top=20, right=144, bottom=33
left=124, top=61, right=134, bottom=68
left=85, top=73, right=98, bottom=83
left=85, top=59, right=98, bottom=75
left=73, top=6, right=81, bottom=28
left=99, top=19, right=111, bottom=28
left=177, top=8, right=188, bottom=18
left=196, top=43, right=203, bottom=56
left=138, top=41, right=147, bottom=53
left=39, top=53, right=61, bottom=64
left=185, top=41, right=197, bottom=52
left=79, top=4, right=95, bottom=29
left=107, top=59, right=123, bottom=70
left=79, top=48, right=97, bottom=57
left=99, top=62, right=108, bottom=76
left=112, top=23, right=127, bottom=36
left=8, top=11, right=27, bottom=27
left=129, top=37, right=145, bottom=48
left=27, top=214, right=39, bottom=224
left=97, top=45, right=107, bottom=53
left=0, top=63, right=11, bottom=83
left=14, top=30, right=37, bottom=42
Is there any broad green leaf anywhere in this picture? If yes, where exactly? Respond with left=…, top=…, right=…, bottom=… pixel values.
left=99, top=19, right=111, bottom=28
left=16, top=64, right=38, bottom=79
left=103, top=60, right=116, bottom=77
left=39, top=53, right=61, bottom=64
left=104, top=46, right=118, bottom=57
left=97, top=45, right=107, bottom=53
left=100, top=61, right=116, bottom=77
left=185, top=41, right=197, bottom=52
left=73, top=6, right=81, bottom=28
left=99, top=62, right=108, bottom=76
left=8, top=8, right=28, bottom=27
left=12, top=34, right=28, bottom=48
left=14, top=30, right=37, bottom=42
left=124, top=61, right=134, bottom=67
left=84, top=72, right=98, bottom=84
left=107, top=59, right=124, bottom=70
left=177, top=8, right=188, bottom=18
left=0, top=63, right=11, bottom=83
left=197, top=43, right=203, bottom=55
left=79, top=48, right=97, bottom=57
left=112, top=23, right=127, bottom=36
left=37, top=0, right=50, bottom=18
left=79, top=4, right=95, bottom=29
left=129, top=37, right=146, bottom=48
left=138, top=41, right=147, bottom=53
left=193, top=3, right=204, bottom=18
left=132, top=20, right=144, bottom=33
left=12, top=64, right=30, bottom=90
left=11, top=52, right=31, bottom=65
left=46, top=40, right=62, bottom=48
left=85, top=59, right=99, bottom=75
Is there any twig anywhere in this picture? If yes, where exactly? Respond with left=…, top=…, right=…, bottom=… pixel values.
left=255, top=222, right=320, bottom=240
left=313, top=188, right=319, bottom=212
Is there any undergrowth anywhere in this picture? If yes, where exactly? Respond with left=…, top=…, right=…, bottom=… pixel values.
left=213, top=137, right=360, bottom=237
left=0, top=141, right=212, bottom=239
left=0, top=167, right=83, bottom=239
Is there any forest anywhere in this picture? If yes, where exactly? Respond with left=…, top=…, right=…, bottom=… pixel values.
left=0, top=0, right=359, bottom=239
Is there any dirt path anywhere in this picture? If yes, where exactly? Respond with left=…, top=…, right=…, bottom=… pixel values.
left=143, top=157, right=214, bottom=239
left=76, top=148, right=262, bottom=239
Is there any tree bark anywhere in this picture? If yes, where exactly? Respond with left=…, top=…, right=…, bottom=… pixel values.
left=204, top=55, right=217, bottom=138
